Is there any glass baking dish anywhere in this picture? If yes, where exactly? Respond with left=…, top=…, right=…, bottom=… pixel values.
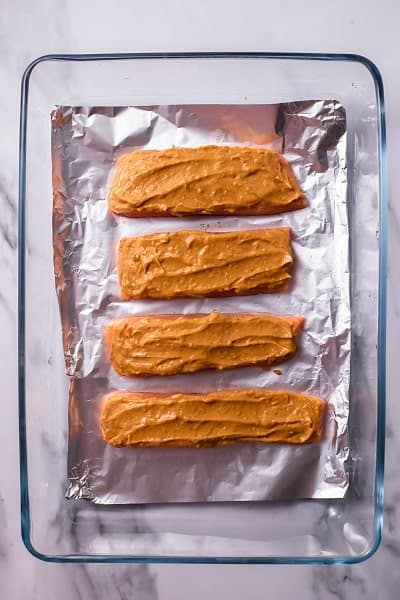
left=18, top=52, right=387, bottom=564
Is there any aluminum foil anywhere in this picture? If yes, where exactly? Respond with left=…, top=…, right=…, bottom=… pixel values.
left=51, top=101, right=349, bottom=503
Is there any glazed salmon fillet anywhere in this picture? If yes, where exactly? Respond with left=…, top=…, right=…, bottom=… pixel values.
left=118, top=228, right=294, bottom=300
left=108, top=145, right=306, bottom=217
left=107, top=311, right=304, bottom=377
left=101, top=389, right=325, bottom=447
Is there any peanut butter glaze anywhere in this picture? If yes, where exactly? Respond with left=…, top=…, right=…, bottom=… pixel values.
left=118, top=228, right=294, bottom=299
left=108, top=145, right=306, bottom=217
left=101, top=389, right=325, bottom=447
left=107, top=311, right=304, bottom=377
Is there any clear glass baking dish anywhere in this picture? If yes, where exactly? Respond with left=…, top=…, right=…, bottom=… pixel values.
left=18, top=52, right=387, bottom=564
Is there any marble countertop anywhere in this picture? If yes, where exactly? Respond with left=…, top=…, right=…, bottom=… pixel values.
left=1, top=1, right=399, bottom=598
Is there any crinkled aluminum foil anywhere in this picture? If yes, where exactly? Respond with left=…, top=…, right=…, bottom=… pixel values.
left=51, top=101, right=349, bottom=503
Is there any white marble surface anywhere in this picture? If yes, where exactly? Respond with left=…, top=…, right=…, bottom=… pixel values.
left=1, top=0, right=399, bottom=597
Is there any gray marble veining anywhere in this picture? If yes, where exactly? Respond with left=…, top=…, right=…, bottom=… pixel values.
left=1, top=0, right=400, bottom=598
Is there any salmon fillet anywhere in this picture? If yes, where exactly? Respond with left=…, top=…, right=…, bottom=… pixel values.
left=118, top=228, right=294, bottom=300
left=107, top=311, right=304, bottom=377
left=101, top=388, right=325, bottom=447
left=108, top=145, right=306, bottom=217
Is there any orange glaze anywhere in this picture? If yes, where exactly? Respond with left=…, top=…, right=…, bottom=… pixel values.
left=107, top=311, right=304, bottom=377
left=108, top=145, right=306, bottom=217
left=101, top=389, right=325, bottom=447
left=118, top=228, right=294, bottom=300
